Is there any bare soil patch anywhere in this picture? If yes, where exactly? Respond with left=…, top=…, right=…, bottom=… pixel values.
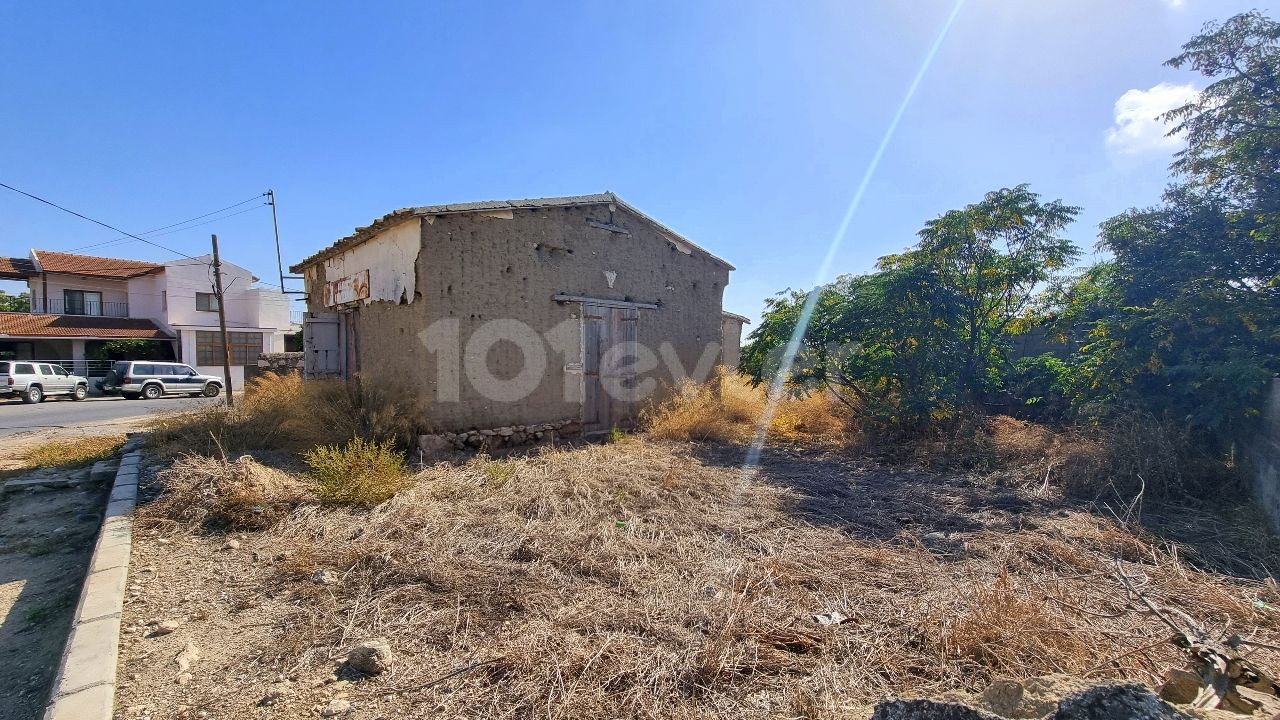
left=116, top=438, right=1280, bottom=719
left=0, top=468, right=110, bottom=720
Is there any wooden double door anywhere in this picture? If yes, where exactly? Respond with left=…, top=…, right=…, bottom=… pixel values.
left=582, top=304, right=640, bottom=434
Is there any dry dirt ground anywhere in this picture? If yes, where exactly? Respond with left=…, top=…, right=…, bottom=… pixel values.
left=115, top=439, right=1280, bottom=719
left=0, top=467, right=110, bottom=720
left=0, top=420, right=147, bottom=474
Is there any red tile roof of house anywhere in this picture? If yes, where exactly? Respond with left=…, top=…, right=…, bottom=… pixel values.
left=0, top=312, right=172, bottom=339
left=32, top=250, right=163, bottom=279
left=0, top=256, right=37, bottom=279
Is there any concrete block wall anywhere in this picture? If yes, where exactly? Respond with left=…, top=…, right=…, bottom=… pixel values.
left=1250, top=377, right=1280, bottom=533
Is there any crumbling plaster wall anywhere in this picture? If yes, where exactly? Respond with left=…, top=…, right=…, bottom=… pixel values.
left=721, top=315, right=745, bottom=371
left=303, top=217, right=420, bottom=307
left=306, top=204, right=729, bottom=432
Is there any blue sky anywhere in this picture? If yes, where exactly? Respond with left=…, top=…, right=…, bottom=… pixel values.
left=0, top=0, right=1271, bottom=319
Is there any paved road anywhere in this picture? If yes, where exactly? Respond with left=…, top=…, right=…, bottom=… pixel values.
left=0, top=394, right=217, bottom=438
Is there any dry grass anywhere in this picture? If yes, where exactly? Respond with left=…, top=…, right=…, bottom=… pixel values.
left=146, top=454, right=311, bottom=531
left=17, top=434, right=125, bottom=470
left=124, top=371, right=1278, bottom=716
left=131, top=437, right=1280, bottom=719
left=644, top=371, right=850, bottom=444
left=304, top=437, right=411, bottom=506
left=147, top=372, right=421, bottom=458
left=984, top=413, right=1232, bottom=502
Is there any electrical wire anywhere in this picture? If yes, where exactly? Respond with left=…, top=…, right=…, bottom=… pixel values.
left=69, top=194, right=267, bottom=252
left=0, top=181, right=208, bottom=262
left=79, top=204, right=268, bottom=252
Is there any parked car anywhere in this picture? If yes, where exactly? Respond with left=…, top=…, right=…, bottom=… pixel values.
left=1, top=361, right=89, bottom=403
left=99, top=361, right=224, bottom=400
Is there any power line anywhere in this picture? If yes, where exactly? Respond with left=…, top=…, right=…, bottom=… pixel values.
left=72, top=203, right=269, bottom=253
left=0, top=181, right=207, bottom=262
left=70, top=194, right=267, bottom=252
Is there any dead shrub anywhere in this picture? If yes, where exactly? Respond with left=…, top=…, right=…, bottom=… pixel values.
left=643, top=369, right=851, bottom=444
left=1017, top=411, right=1238, bottom=501
left=297, top=377, right=421, bottom=446
left=770, top=389, right=848, bottom=440
left=144, top=454, right=310, bottom=530
left=148, top=372, right=422, bottom=457
left=940, top=571, right=1093, bottom=675
left=644, top=378, right=742, bottom=442
left=986, top=416, right=1106, bottom=488
left=304, top=437, right=410, bottom=506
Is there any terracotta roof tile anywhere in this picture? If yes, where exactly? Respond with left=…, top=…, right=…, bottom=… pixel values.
left=33, top=250, right=163, bottom=279
left=0, top=312, right=172, bottom=339
left=0, top=256, right=37, bottom=279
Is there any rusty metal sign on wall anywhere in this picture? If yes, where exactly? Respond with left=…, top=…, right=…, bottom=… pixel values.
left=323, top=269, right=370, bottom=307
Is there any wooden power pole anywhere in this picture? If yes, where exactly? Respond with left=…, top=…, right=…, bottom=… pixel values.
left=211, top=234, right=235, bottom=407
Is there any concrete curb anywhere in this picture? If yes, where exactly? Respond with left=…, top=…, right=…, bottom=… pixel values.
left=43, top=435, right=144, bottom=720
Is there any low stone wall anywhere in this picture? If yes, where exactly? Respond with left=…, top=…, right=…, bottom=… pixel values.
left=246, top=352, right=304, bottom=385
left=257, top=352, right=303, bottom=372
left=418, top=419, right=582, bottom=458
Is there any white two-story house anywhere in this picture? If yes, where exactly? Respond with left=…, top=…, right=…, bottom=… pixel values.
left=0, top=249, right=291, bottom=386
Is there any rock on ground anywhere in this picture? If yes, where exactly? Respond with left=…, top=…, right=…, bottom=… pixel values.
left=346, top=638, right=392, bottom=675
left=320, top=698, right=352, bottom=716
left=312, top=569, right=339, bottom=585
left=1053, top=684, right=1191, bottom=720
left=980, top=675, right=1094, bottom=718
left=875, top=683, right=1192, bottom=720
left=872, top=700, right=1003, bottom=720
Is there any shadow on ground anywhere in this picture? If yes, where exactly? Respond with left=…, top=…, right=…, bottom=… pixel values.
left=691, top=441, right=1280, bottom=580
left=691, top=443, right=1060, bottom=543
left=0, top=474, right=107, bottom=720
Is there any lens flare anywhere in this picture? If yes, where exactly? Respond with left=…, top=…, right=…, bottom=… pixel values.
left=742, top=0, right=967, bottom=474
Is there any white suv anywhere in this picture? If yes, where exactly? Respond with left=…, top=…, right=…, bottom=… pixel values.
left=0, top=361, right=89, bottom=404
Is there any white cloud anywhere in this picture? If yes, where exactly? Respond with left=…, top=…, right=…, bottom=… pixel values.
left=1105, top=82, right=1199, bottom=157
left=1163, top=0, right=1186, bottom=7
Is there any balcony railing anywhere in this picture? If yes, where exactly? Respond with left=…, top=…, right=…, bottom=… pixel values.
left=28, top=359, right=118, bottom=377
left=33, top=298, right=130, bottom=317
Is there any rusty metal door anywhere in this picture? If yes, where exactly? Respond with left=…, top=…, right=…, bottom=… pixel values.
left=582, top=305, right=639, bottom=433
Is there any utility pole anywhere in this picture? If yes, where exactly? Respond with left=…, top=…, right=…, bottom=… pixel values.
left=267, top=189, right=285, bottom=293
left=211, top=234, right=235, bottom=407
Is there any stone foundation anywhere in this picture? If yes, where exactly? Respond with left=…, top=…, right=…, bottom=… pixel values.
left=257, top=352, right=304, bottom=372
left=418, top=419, right=582, bottom=458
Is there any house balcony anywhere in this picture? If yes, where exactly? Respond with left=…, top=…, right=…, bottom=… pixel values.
left=32, top=298, right=131, bottom=318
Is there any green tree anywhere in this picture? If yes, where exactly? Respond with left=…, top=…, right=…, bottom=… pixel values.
left=741, top=185, right=1079, bottom=429
left=0, top=290, right=30, bottom=312
left=1058, top=12, right=1280, bottom=443
left=1164, top=11, right=1280, bottom=227
left=900, top=184, right=1080, bottom=402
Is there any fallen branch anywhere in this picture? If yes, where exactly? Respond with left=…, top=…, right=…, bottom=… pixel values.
left=364, top=658, right=507, bottom=698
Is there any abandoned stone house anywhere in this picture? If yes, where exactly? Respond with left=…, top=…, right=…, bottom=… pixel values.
left=290, top=193, right=742, bottom=439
